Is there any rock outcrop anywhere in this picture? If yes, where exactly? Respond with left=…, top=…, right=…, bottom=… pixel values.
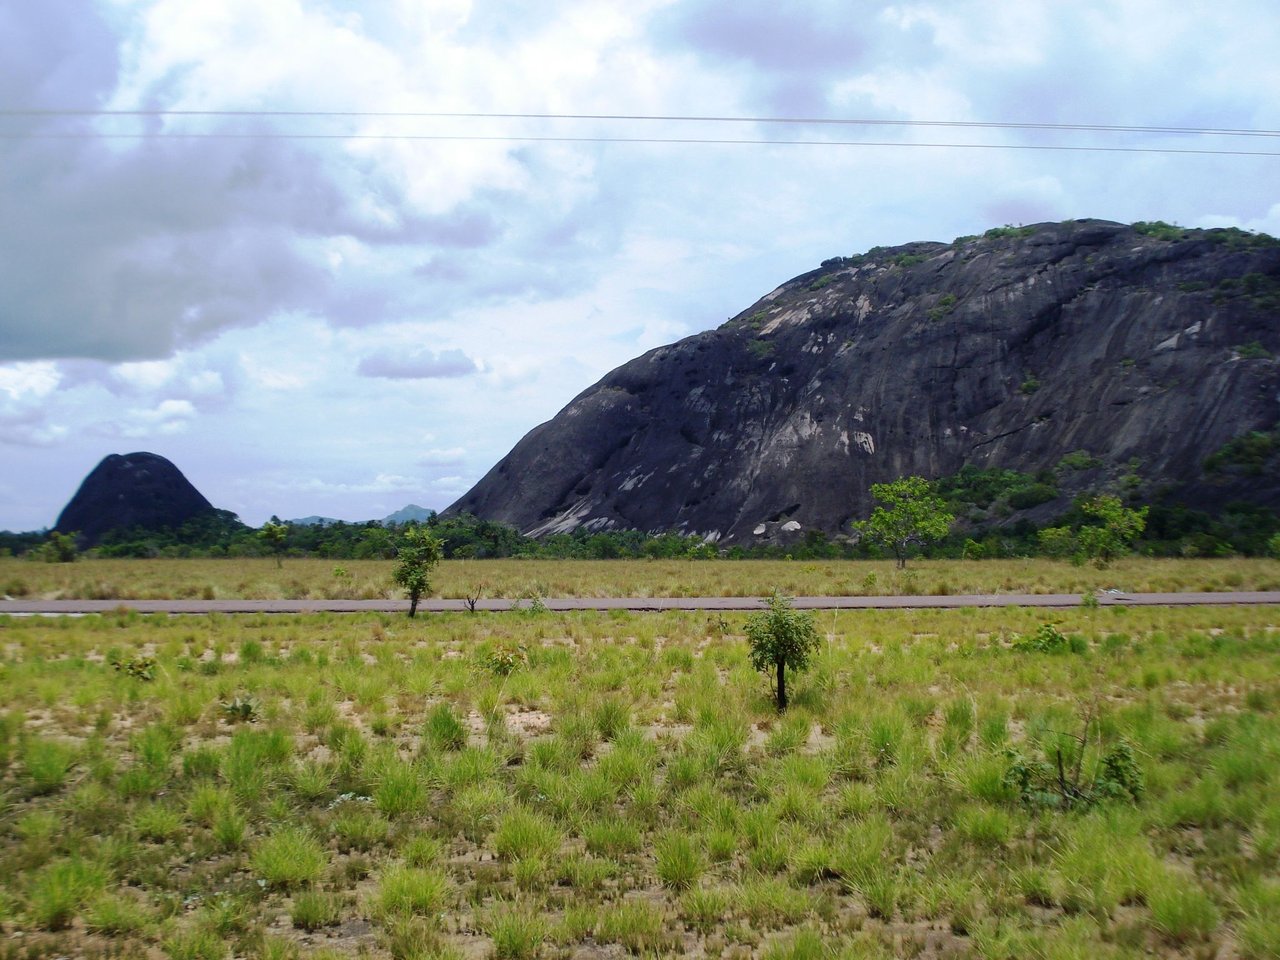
left=447, top=220, right=1280, bottom=543
left=55, top=452, right=216, bottom=546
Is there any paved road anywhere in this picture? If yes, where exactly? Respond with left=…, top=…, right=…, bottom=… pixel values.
left=3, top=591, right=1280, bottom=615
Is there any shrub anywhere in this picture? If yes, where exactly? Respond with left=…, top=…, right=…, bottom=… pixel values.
left=1205, top=430, right=1278, bottom=475
left=1133, top=220, right=1188, bottom=241
left=1012, top=623, right=1071, bottom=653
left=219, top=695, right=260, bottom=723
left=1007, top=482, right=1057, bottom=509
left=984, top=224, right=1035, bottom=239
left=1003, top=737, right=1143, bottom=810
left=1235, top=341, right=1273, bottom=360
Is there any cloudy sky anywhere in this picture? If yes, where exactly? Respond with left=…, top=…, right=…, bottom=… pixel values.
left=3, top=0, right=1279, bottom=531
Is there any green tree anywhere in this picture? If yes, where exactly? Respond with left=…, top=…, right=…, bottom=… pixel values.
left=745, top=593, right=822, bottom=711
left=853, top=476, right=955, bottom=568
left=1077, top=495, right=1147, bottom=567
left=36, top=531, right=79, bottom=563
left=259, top=519, right=288, bottom=568
left=392, top=527, right=445, bottom=618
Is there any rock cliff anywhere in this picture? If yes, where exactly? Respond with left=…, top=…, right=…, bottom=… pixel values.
left=55, top=452, right=216, bottom=546
left=447, top=220, right=1280, bottom=544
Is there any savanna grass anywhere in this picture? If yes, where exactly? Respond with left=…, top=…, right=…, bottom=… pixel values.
left=1, top=601, right=1278, bottom=958
left=6, top=554, right=1280, bottom=600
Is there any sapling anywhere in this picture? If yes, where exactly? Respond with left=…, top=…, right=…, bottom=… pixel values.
left=745, top=593, right=822, bottom=711
left=391, top=527, right=444, bottom=618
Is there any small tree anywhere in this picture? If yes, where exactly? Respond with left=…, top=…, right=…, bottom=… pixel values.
left=259, top=519, right=288, bottom=568
left=745, top=593, right=821, bottom=711
left=853, top=476, right=954, bottom=568
left=392, top=527, right=444, bottom=618
left=1077, top=494, right=1147, bottom=567
left=35, top=531, right=79, bottom=563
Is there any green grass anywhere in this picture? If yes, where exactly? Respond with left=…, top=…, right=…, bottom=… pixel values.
left=371, top=865, right=452, bottom=920
left=250, top=826, right=327, bottom=889
left=6, top=554, right=1280, bottom=600
left=654, top=831, right=704, bottom=890
left=26, top=858, right=108, bottom=929
left=483, top=902, right=547, bottom=960
left=1, top=600, right=1278, bottom=957
left=290, top=890, right=343, bottom=931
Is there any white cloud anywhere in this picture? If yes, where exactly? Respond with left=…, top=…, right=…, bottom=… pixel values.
left=0, top=362, right=61, bottom=401
left=97, top=398, right=198, bottom=438
left=0, top=363, right=67, bottom=447
left=357, top=348, right=479, bottom=380
left=4, top=0, right=1280, bottom=531
left=251, top=473, right=422, bottom=495
left=420, top=447, right=467, bottom=464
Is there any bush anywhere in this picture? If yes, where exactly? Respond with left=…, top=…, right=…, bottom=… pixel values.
left=1007, top=483, right=1058, bottom=509
left=1205, top=431, right=1278, bottom=475
left=1133, top=220, right=1189, bottom=241
left=1012, top=624, right=1071, bottom=653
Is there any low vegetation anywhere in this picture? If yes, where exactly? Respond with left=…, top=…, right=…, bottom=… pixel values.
left=4, top=556, right=1280, bottom=603
left=0, top=601, right=1277, bottom=958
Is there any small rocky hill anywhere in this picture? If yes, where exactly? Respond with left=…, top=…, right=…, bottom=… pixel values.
left=55, top=452, right=217, bottom=546
left=447, top=220, right=1280, bottom=544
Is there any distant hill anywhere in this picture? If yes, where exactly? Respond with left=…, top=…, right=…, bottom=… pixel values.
left=55, top=452, right=217, bottom=547
left=382, top=504, right=436, bottom=525
left=287, top=515, right=344, bottom=527
left=447, top=220, right=1280, bottom=544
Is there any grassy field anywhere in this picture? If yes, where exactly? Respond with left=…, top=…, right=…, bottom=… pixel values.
left=1, top=602, right=1278, bottom=959
left=4, top=556, right=1280, bottom=602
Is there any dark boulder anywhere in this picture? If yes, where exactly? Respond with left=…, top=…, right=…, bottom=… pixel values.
left=447, top=220, right=1280, bottom=544
left=55, top=452, right=216, bottom=546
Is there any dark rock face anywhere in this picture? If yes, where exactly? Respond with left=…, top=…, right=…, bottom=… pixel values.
left=55, top=452, right=216, bottom=546
left=447, top=220, right=1280, bottom=543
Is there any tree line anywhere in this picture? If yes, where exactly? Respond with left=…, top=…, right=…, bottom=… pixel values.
left=5, top=470, right=1278, bottom=563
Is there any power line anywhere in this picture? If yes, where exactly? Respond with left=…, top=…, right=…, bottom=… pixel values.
left=2, top=131, right=1277, bottom=157
left=3, top=108, right=1279, bottom=139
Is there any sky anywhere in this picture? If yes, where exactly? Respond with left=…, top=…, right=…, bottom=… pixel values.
left=3, top=0, right=1279, bottom=531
